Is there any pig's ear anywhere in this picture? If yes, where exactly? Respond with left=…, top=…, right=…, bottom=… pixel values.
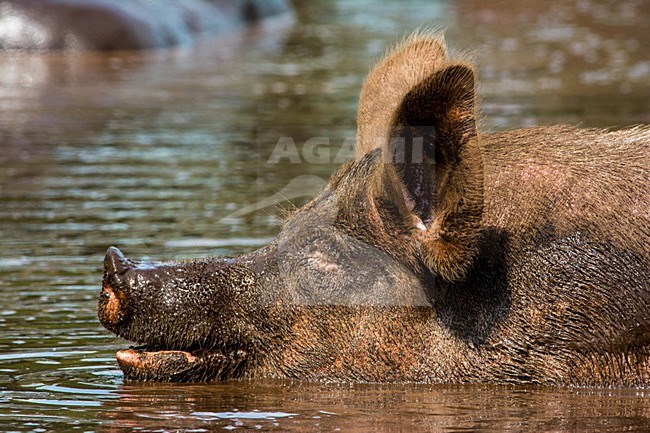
left=356, top=34, right=448, bottom=159
left=384, top=64, right=484, bottom=283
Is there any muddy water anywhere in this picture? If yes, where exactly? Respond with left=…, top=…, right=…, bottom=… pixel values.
left=1, top=0, right=649, bottom=432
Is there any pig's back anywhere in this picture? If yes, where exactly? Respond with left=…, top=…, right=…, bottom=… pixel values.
left=479, top=125, right=649, bottom=257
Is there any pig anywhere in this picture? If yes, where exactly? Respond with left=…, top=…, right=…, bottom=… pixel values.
left=98, top=33, right=650, bottom=386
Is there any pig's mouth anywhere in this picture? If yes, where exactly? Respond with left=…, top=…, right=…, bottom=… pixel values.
left=99, top=247, right=251, bottom=382
left=115, top=343, right=248, bottom=382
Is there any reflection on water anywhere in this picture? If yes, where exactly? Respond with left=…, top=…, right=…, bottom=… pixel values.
left=15, top=381, right=648, bottom=432
left=0, top=0, right=648, bottom=432
left=450, top=0, right=650, bottom=128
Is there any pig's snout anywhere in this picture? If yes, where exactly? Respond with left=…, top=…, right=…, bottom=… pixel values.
left=99, top=246, right=131, bottom=328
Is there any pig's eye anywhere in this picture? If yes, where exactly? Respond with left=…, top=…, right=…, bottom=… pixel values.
left=305, top=251, right=341, bottom=273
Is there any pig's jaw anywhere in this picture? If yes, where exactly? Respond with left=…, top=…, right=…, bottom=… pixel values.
left=114, top=346, right=249, bottom=382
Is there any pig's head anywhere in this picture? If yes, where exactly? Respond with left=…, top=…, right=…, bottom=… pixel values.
left=98, top=33, right=485, bottom=382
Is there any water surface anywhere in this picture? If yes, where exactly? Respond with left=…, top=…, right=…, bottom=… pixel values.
left=1, top=0, right=649, bottom=431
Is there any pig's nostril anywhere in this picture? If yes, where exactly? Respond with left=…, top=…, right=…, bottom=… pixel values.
left=101, top=285, right=124, bottom=325
left=99, top=247, right=134, bottom=328
left=105, top=246, right=128, bottom=276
